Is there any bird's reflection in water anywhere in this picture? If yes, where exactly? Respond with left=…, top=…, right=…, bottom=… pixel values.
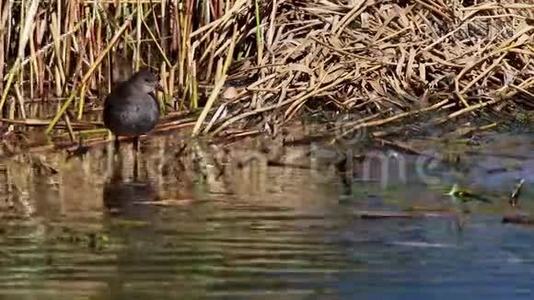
left=102, top=144, right=159, bottom=220
left=100, top=144, right=165, bottom=298
left=103, top=179, right=158, bottom=219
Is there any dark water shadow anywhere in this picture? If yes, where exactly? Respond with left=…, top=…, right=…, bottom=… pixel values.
left=103, top=178, right=158, bottom=219
left=102, top=145, right=160, bottom=219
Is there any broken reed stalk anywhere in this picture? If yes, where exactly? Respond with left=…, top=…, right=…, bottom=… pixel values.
left=192, top=26, right=237, bottom=136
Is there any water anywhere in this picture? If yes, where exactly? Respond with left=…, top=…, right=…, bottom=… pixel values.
left=0, top=132, right=534, bottom=299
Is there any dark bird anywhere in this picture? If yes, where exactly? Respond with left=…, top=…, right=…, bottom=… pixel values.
left=103, top=67, right=162, bottom=151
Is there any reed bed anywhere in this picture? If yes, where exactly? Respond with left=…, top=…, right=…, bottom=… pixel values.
left=0, top=0, right=533, bottom=153
left=209, top=0, right=534, bottom=141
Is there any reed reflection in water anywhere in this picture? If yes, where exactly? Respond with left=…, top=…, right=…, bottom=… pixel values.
left=0, top=133, right=534, bottom=299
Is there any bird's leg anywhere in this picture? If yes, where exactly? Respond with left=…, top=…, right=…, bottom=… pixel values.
left=112, top=148, right=124, bottom=181
left=133, top=136, right=140, bottom=153
left=133, top=151, right=139, bottom=180
left=114, top=136, right=120, bottom=155
left=133, top=136, right=140, bottom=180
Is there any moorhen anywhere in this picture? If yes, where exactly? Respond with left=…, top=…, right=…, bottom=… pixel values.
left=103, top=67, right=161, bottom=151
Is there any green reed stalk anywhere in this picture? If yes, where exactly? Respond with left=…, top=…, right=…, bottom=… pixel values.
left=46, top=14, right=135, bottom=134
left=254, top=0, right=263, bottom=67
left=0, top=0, right=39, bottom=113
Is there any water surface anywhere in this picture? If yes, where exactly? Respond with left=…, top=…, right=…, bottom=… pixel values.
left=0, top=132, right=533, bottom=299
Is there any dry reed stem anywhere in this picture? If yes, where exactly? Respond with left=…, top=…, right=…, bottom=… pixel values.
left=46, top=13, right=135, bottom=134
left=0, top=0, right=532, bottom=147
left=205, top=0, right=534, bottom=139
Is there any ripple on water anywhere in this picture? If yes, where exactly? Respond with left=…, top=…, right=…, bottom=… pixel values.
left=0, top=133, right=534, bottom=299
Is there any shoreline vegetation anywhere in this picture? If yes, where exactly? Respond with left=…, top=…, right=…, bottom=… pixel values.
left=0, top=0, right=533, bottom=155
